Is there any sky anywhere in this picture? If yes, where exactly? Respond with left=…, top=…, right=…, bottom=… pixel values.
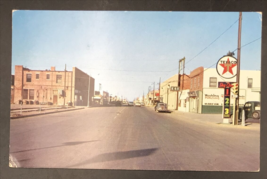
left=12, top=11, right=262, bottom=101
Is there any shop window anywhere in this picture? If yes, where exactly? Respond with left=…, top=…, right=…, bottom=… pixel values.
left=209, top=77, right=217, bottom=87
left=23, top=89, right=28, bottom=99
left=248, top=78, right=253, bottom=88
left=36, top=74, right=39, bottom=79
left=46, top=74, right=50, bottom=80
left=29, top=89, right=34, bottom=100
left=56, top=75, right=62, bottom=83
left=26, top=74, right=32, bottom=82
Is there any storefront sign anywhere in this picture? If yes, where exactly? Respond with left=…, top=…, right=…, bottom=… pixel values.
left=170, top=86, right=179, bottom=91
left=204, top=94, right=219, bottom=99
left=223, top=87, right=231, bottom=118
left=216, top=56, right=238, bottom=79
left=188, top=91, right=198, bottom=97
left=218, top=82, right=234, bottom=88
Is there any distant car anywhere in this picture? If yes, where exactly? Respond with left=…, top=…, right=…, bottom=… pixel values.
left=141, top=102, right=144, bottom=106
left=115, top=101, right=122, bottom=106
left=134, top=102, right=141, bottom=107
left=128, top=102, right=134, bottom=106
left=155, top=102, right=168, bottom=112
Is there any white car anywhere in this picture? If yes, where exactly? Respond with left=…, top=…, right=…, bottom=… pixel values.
left=134, top=102, right=141, bottom=107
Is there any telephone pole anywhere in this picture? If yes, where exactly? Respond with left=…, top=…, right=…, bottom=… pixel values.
left=87, top=74, right=90, bottom=107
left=234, top=12, right=242, bottom=125
left=152, top=82, right=155, bottom=105
left=158, top=77, right=161, bottom=102
left=64, top=64, right=66, bottom=106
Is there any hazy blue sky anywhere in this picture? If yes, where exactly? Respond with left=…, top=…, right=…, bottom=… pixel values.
left=12, top=11, right=262, bottom=100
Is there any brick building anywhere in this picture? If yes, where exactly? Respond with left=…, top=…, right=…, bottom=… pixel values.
left=13, top=65, right=95, bottom=106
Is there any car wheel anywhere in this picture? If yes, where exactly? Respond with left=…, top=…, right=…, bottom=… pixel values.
left=252, top=111, right=260, bottom=119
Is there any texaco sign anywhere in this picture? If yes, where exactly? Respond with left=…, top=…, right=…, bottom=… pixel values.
left=216, top=56, right=238, bottom=79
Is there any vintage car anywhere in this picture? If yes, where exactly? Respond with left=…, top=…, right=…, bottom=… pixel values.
left=134, top=102, right=141, bottom=107
left=154, top=102, right=168, bottom=112
left=243, top=101, right=260, bottom=119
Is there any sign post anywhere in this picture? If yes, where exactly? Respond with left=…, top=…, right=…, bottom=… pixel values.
left=219, top=82, right=234, bottom=123
left=216, top=55, right=238, bottom=124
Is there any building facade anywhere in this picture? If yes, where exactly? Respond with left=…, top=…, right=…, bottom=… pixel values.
left=188, top=67, right=204, bottom=113
left=201, top=68, right=261, bottom=114
left=160, top=74, right=178, bottom=110
left=13, top=65, right=95, bottom=106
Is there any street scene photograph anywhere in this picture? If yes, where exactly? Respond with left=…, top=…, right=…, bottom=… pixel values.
left=9, top=10, right=261, bottom=171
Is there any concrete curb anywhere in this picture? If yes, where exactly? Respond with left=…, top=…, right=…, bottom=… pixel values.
left=10, top=107, right=84, bottom=119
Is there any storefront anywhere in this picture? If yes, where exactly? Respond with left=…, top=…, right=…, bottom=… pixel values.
left=201, top=88, right=246, bottom=114
left=188, top=91, right=202, bottom=113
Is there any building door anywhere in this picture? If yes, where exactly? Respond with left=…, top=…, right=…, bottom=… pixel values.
left=53, top=95, right=57, bottom=105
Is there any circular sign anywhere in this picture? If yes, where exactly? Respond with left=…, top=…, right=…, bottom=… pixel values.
left=216, top=56, right=238, bottom=79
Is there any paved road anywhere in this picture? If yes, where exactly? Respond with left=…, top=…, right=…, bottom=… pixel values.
left=9, top=106, right=260, bottom=171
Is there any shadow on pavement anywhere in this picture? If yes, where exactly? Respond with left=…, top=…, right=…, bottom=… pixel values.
left=69, top=148, right=158, bottom=167
left=11, top=140, right=98, bottom=154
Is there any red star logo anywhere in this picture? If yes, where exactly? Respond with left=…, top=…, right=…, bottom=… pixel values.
left=219, top=58, right=237, bottom=75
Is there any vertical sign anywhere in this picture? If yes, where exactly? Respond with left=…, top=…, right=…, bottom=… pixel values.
left=223, top=86, right=231, bottom=118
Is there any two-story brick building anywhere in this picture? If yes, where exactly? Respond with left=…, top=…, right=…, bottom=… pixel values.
left=13, top=65, right=95, bottom=106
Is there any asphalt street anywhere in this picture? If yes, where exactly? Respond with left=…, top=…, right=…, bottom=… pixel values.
left=9, top=106, right=260, bottom=171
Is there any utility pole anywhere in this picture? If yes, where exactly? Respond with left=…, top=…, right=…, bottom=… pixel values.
left=234, top=12, right=242, bottom=125
left=153, top=82, right=155, bottom=106
left=87, top=74, right=90, bottom=107
left=143, top=91, right=144, bottom=104
left=64, top=64, right=66, bottom=107
left=177, top=57, right=185, bottom=110
left=159, top=77, right=161, bottom=102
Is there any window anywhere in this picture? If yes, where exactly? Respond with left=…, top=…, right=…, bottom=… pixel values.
left=29, top=89, right=34, bottom=100
left=56, top=75, right=62, bottom=83
left=248, top=78, right=253, bottom=88
left=209, top=77, right=217, bottom=87
left=23, top=89, right=28, bottom=99
left=36, top=74, right=39, bottom=79
left=26, top=74, right=32, bottom=82
left=46, top=74, right=50, bottom=79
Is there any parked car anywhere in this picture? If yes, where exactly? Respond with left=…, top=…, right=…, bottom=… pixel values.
left=134, top=102, right=141, bottom=107
left=155, top=102, right=168, bottom=112
left=115, top=101, right=122, bottom=106
left=243, top=101, right=260, bottom=119
left=128, top=101, right=134, bottom=106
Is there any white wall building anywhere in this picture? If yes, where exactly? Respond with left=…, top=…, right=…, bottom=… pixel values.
left=201, top=68, right=261, bottom=113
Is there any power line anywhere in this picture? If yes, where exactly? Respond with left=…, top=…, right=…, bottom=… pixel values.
left=169, top=36, right=262, bottom=73
left=185, top=18, right=239, bottom=66
left=233, top=37, right=262, bottom=52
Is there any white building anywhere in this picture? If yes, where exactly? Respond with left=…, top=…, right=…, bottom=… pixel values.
left=201, top=68, right=261, bottom=114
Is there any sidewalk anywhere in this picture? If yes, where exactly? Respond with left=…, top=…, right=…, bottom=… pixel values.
left=10, top=105, right=84, bottom=119
left=146, top=106, right=260, bottom=129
